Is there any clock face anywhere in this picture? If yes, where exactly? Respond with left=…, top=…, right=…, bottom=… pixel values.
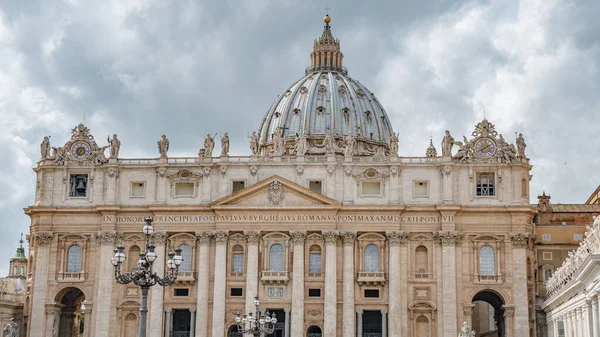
left=475, top=138, right=496, bottom=157
left=71, top=141, right=91, bottom=160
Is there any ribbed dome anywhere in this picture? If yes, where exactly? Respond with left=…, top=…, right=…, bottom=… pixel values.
left=257, top=16, right=395, bottom=157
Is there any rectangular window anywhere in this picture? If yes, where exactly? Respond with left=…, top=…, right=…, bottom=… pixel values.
left=544, top=269, right=553, bottom=281
left=542, top=252, right=553, bottom=261
left=557, top=321, right=565, bottom=337
left=232, top=253, right=244, bottom=273
left=308, top=288, right=321, bottom=297
left=175, top=182, right=194, bottom=196
left=69, top=174, right=88, bottom=197
left=476, top=173, right=495, bottom=196
left=230, top=288, right=243, bottom=297
left=414, top=181, right=428, bottom=198
left=362, top=181, right=381, bottom=196
left=542, top=234, right=551, bottom=241
left=174, top=288, right=189, bottom=297
left=574, top=233, right=583, bottom=241
left=309, top=181, right=322, bottom=194
left=364, top=289, right=380, bottom=298
left=131, top=182, right=145, bottom=198
left=309, top=253, right=322, bottom=273
left=232, top=181, right=245, bottom=193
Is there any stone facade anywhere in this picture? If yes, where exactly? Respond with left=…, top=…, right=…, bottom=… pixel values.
left=22, top=14, right=537, bottom=337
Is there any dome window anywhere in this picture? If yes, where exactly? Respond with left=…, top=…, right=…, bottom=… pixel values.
left=338, top=85, right=347, bottom=94
left=293, top=108, right=301, bottom=114
left=365, top=111, right=373, bottom=124
left=317, top=106, right=325, bottom=115
left=318, top=85, right=327, bottom=94
left=285, top=90, right=292, bottom=96
left=300, top=87, right=308, bottom=94
left=275, top=112, right=281, bottom=118
left=356, top=89, right=365, bottom=98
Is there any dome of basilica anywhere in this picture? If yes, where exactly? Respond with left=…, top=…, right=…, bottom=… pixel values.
left=257, top=16, right=395, bottom=157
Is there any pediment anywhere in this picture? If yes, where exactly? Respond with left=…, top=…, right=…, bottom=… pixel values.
left=211, top=175, right=340, bottom=208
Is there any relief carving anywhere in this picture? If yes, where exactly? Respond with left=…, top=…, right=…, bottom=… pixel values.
left=290, top=231, right=306, bottom=245
left=196, top=231, right=213, bottom=245
left=267, top=181, right=285, bottom=205
left=509, top=232, right=531, bottom=248
left=151, top=231, right=168, bottom=245
left=245, top=231, right=261, bottom=244
left=322, top=231, right=339, bottom=244
left=213, top=231, right=229, bottom=244
left=33, top=232, right=54, bottom=246
left=94, top=230, right=117, bottom=245
left=434, top=231, right=463, bottom=246
left=386, top=231, right=409, bottom=246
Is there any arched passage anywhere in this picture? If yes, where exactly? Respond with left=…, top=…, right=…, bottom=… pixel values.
left=228, top=324, right=242, bottom=337
left=472, top=290, right=505, bottom=337
left=307, top=325, right=322, bottom=337
left=55, top=287, right=86, bottom=337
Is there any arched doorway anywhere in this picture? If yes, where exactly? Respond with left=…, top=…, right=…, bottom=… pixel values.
left=472, top=290, right=505, bottom=337
left=55, top=287, right=86, bottom=337
left=228, top=325, right=242, bottom=337
left=307, top=325, right=322, bottom=337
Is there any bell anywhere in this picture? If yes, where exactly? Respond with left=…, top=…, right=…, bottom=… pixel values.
left=75, top=179, right=86, bottom=192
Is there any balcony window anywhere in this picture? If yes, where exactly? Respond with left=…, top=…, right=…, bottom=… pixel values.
left=177, top=244, right=192, bottom=272
left=364, top=244, right=380, bottom=272
left=269, top=244, right=284, bottom=271
left=66, top=245, right=82, bottom=273
left=479, top=246, right=495, bottom=277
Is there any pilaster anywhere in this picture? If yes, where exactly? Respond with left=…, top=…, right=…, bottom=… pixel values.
left=92, top=230, right=118, bottom=337
left=387, top=231, right=408, bottom=337
left=323, top=231, right=338, bottom=337
left=435, top=230, right=462, bottom=337
left=211, top=230, right=228, bottom=337
left=29, top=232, right=53, bottom=337
left=509, top=232, right=530, bottom=337
left=195, top=231, right=212, bottom=337
left=290, top=231, right=305, bottom=337
left=148, top=231, right=168, bottom=337
left=342, top=231, right=356, bottom=337
left=244, top=231, right=261, bottom=315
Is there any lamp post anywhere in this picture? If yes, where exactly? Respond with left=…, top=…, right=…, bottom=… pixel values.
left=235, top=296, right=278, bottom=336
left=112, top=217, right=183, bottom=337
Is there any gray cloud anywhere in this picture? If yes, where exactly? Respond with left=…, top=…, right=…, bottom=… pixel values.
left=0, top=0, right=597, bottom=274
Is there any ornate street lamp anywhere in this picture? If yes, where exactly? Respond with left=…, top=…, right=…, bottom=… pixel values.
left=235, top=296, right=278, bottom=336
left=112, top=217, right=182, bottom=337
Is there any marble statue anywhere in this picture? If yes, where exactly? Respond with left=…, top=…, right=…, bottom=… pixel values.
left=458, top=322, right=474, bottom=337
left=294, top=133, right=308, bottom=156
left=389, top=132, right=399, bottom=155
left=498, top=134, right=516, bottom=162
left=3, top=318, right=18, bottom=337
left=92, top=145, right=109, bottom=165
left=344, top=134, right=356, bottom=158
left=204, top=133, right=215, bottom=157
left=324, top=132, right=336, bottom=155
left=157, top=134, right=169, bottom=158
left=272, top=131, right=285, bottom=156
left=442, top=130, right=455, bottom=157
left=40, top=136, right=50, bottom=159
left=221, top=133, right=230, bottom=156
left=51, top=146, right=66, bottom=165
left=516, top=133, right=526, bottom=157
left=248, top=131, right=260, bottom=155
left=109, top=134, right=121, bottom=159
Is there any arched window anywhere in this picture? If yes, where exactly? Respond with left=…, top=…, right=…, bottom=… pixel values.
left=67, top=245, right=82, bottom=273
left=417, top=316, right=430, bottom=337
left=415, top=246, right=428, bottom=278
left=178, top=244, right=192, bottom=272
left=364, top=244, right=379, bottom=272
left=544, top=268, right=553, bottom=282
left=307, top=325, right=322, bottom=336
left=269, top=244, right=284, bottom=271
left=479, top=246, right=495, bottom=276
left=228, top=325, right=242, bottom=337
left=232, top=245, right=244, bottom=274
left=128, top=246, right=141, bottom=271
left=309, top=245, right=322, bottom=273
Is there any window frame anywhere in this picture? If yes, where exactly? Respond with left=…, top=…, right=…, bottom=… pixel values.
left=475, top=172, right=496, bottom=197
left=68, top=173, right=89, bottom=198
left=167, top=233, right=197, bottom=281
left=413, top=180, right=429, bottom=198
left=57, top=234, right=88, bottom=282
left=231, top=180, right=246, bottom=194
left=308, top=180, right=323, bottom=194
left=66, top=244, right=82, bottom=273
left=130, top=181, right=146, bottom=198
left=472, top=236, right=503, bottom=284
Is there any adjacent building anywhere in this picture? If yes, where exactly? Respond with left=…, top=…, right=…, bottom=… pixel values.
left=24, top=15, right=537, bottom=337
left=0, top=236, right=27, bottom=335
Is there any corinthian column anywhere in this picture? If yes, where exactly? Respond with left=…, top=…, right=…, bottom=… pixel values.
left=509, top=233, right=530, bottom=337
left=592, top=295, right=600, bottom=337
left=148, top=231, right=168, bottom=337
left=436, top=231, right=462, bottom=337
left=323, top=231, right=339, bottom=337
left=29, top=232, right=53, bottom=337
left=195, top=231, right=212, bottom=337
left=342, top=232, right=356, bottom=337
left=245, top=231, right=261, bottom=314
left=93, top=230, right=118, bottom=337
left=387, top=231, right=408, bottom=337
left=290, top=231, right=306, bottom=337
left=212, top=231, right=229, bottom=337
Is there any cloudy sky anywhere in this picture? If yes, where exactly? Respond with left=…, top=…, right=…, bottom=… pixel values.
left=0, top=0, right=598, bottom=274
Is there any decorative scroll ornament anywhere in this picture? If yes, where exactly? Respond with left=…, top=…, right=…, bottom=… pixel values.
left=33, top=232, right=53, bottom=246
left=46, top=123, right=112, bottom=166
left=386, top=231, right=409, bottom=246
left=195, top=231, right=213, bottom=245
left=296, top=165, right=304, bottom=176
left=156, top=167, right=167, bottom=178
left=509, top=232, right=531, bottom=248
left=322, top=231, right=339, bottom=244
left=203, top=167, right=212, bottom=177
left=452, top=119, right=519, bottom=164
left=290, top=231, right=306, bottom=245
left=341, top=231, right=356, bottom=245
left=107, top=167, right=120, bottom=178
left=245, top=231, right=261, bottom=244
left=267, top=181, right=285, bottom=205
left=440, top=165, right=452, bottom=176
left=344, top=166, right=353, bottom=177
left=249, top=165, right=258, bottom=176
left=327, top=164, right=336, bottom=176
left=151, top=231, right=168, bottom=245
left=219, top=166, right=228, bottom=177
left=435, top=231, right=463, bottom=246
left=94, top=230, right=117, bottom=245
left=213, top=231, right=229, bottom=244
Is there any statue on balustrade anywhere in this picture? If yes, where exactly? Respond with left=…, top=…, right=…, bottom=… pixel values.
left=221, top=132, right=230, bottom=156
left=3, top=318, right=18, bottom=337
left=324, top=132, right=336, bottom=155
left=158, top=134, right=169, bottom=158
left=441, top=130, right=455, bottom=157
left=248, top=131, right=260, bottom=155
left=204, top=133, right=216, bottom=157
left=294, top=133, right=308, bottom=156
left=40, top=136, right=51, bottom=159
left=108, top=134, right=121, bottom=158
left=516, top=133, right=526, bottom=157
left=389, top=132, right=399, bottom=155
left=344, top=134, right=356, bottom=158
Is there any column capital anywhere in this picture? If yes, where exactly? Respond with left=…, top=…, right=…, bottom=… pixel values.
left=509, top=232, right=532, bottom=248
left=213, top=230, right=229, bottom=244
left=386, top=231, right=409, bottom=246
left=502, top=305, right=515, bottom=317
left=284, top=308, right=291, bottom=314
left=33, top=231, right=54, bottom=246
left=381, top=308, right=388, bottom=314
left=290, top=231, right=306, bottom=245
left=94, top=230, right=117, bottom=245
left=165, top=308, right=173, bottom=313
left=245, top=230, right=261, bottom=245
left=195, top=231, right=213, bottom=245
left=356, top=308, right=363, bottom=315
left=323, top=231, right=339, bottom=244
left=434, top=230, right=463, bottom=246
left=151, top=231, right=168, bottom=245
left=463, top=304, right=475, bottom=316
left=341, top=231, right=356, bottom=245
left=189, top=308, right=196, bottom=313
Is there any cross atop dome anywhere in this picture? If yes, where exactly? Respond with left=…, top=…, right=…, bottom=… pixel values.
left=308, top=13, right=345, bottom=74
